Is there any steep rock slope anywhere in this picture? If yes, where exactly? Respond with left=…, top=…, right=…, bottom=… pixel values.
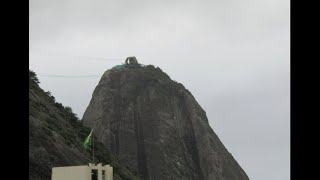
left=82, top=65, right=249, bottom=180
left=29, top=70, right=139, bottom=180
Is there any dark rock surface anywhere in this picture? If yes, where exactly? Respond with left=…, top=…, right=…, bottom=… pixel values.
left=82, top=65, right=250, bottom=180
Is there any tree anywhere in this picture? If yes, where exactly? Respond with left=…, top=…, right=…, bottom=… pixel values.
left=29, top=70, right=40, bottom=84
left=46, top=91, right=56, bottom=102
left=65, top=106, right=73, bottom=114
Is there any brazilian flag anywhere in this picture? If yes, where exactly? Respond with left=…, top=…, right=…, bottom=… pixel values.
left=83, top=129, right=93, bottom=150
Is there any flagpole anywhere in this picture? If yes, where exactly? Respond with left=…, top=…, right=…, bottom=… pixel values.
left=92, top=133, right=94, bottom=163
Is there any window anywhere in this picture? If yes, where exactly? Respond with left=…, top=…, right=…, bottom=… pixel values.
left=91, top=169, right=98, bottom=180
left=102, top=170, right=105, bottom=180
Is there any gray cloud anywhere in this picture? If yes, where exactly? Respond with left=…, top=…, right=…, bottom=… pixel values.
left=29, top=0, right=290, bottom=179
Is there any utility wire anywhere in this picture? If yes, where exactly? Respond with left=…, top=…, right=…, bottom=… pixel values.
left=38, top=73, right=101, bottom=78
left=30, top=51, right=126, bottom=61
left=71, top=57, right=124, bottom=61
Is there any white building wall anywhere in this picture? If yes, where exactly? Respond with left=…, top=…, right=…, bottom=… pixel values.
left=52, top=165, right=90, bottom=180
left=51, top=164, right=113, bottom=180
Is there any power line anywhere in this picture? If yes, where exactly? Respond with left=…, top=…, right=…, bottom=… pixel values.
left=38, top=73, right=101, bottom=78
left=72, top=57, right=124, bottom=61
left=30, top=51, right=126, bottom=61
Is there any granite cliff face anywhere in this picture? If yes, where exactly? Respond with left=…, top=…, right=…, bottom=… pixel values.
left=82, top=65, right=249, bottom=180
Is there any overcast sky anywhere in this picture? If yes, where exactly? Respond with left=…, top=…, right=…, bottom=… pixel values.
left=29, top=0, right=290, bottom=179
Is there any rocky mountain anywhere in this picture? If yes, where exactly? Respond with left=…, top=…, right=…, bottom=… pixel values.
left=29, top=70, right=139, bottom=180
left=82, top=64, right=250, bottom=180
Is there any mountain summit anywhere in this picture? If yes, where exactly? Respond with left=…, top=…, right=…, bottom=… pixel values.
left=82, top=63, right=249, bottom=180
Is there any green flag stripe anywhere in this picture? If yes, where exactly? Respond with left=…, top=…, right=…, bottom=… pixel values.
left=83, top=129, right=93, bottom=150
